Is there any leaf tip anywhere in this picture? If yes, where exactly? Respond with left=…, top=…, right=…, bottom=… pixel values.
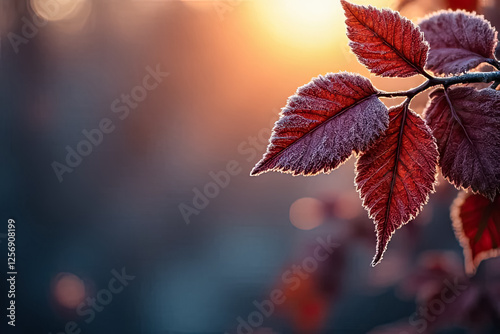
left=250, top=164, right=265, bottom=176
left=340, top=0, right=357, bottom=18
left=371, top=242, right=386, bottom=266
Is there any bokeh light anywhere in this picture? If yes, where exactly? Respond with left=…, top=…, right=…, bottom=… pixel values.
left=31, top=0, right=91, bottom=21
left=51, top=273, right=86, bottom=309
left=289, top=197, right=325, bottom=230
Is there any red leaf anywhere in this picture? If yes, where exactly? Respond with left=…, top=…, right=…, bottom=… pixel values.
left=341, top=0, right=429, bottom=77
left=419, top=11, right=498, bottom=75
left=251, top=73, right=388, bottom=176
left=356, top=103, right=438, bottom=265
left=424, top=87, right=500, bottom=200
left=452, top=191, right=500, bottom=274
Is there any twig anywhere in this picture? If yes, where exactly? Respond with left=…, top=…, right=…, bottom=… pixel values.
left=378, top=71, right=500, bottom=100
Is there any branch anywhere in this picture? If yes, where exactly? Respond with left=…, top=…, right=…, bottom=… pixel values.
left=435, top=71, right=500, bottom=87
left=378, top=80, right=433, bottom=98
left=378, top=71, right=500, bottom=99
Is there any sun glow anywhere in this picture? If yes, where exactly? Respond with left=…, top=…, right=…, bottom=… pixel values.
left=251, top=0, right=393, bottom=50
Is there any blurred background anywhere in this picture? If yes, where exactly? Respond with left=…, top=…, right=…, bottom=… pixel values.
left=1, top=0, right=500, bottom=333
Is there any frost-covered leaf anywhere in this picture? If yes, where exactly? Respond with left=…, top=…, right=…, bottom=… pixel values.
left=356, top=104, right=438, bottom=265
left=419, top=10, right=498, bottom=75
left=251, top=72, right=388, bottom=176
left=424, top=87, right=500, bottom=200
left=341, top=0, right=429, bottom=77
left=452, top=191, right=500, bottom=274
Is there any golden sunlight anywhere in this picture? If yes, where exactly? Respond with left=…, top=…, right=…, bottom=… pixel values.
left=251, top=0, right=394, bottom=50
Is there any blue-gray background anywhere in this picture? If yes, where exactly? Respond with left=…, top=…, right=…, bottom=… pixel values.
left=2, top=1, right=500, bottom=333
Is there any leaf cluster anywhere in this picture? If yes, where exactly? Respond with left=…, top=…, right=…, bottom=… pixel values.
left=252, top=1, right=500, bottom=273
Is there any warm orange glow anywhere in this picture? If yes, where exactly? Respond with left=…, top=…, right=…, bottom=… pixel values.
left=251, top=0, right=394, bottom=50
left=181, top=0, right=213, bottom=12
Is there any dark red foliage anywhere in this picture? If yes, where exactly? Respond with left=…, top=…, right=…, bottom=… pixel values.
left=341, top=0, right=429, bottom=77
left=424, top=87, right=500, bottom=200
left=251, top=73, right=388, bottom=176
left=394, top=252, right=500, bottom=332
left=452, top=192, right=500, bottom=274
left=274, top=242, right=345, bottom=332
left=252, top=0, right=500, bottom=271
left=356, top=104, right=438, bottom=265
left=419, top=10, right=498, bottom=75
